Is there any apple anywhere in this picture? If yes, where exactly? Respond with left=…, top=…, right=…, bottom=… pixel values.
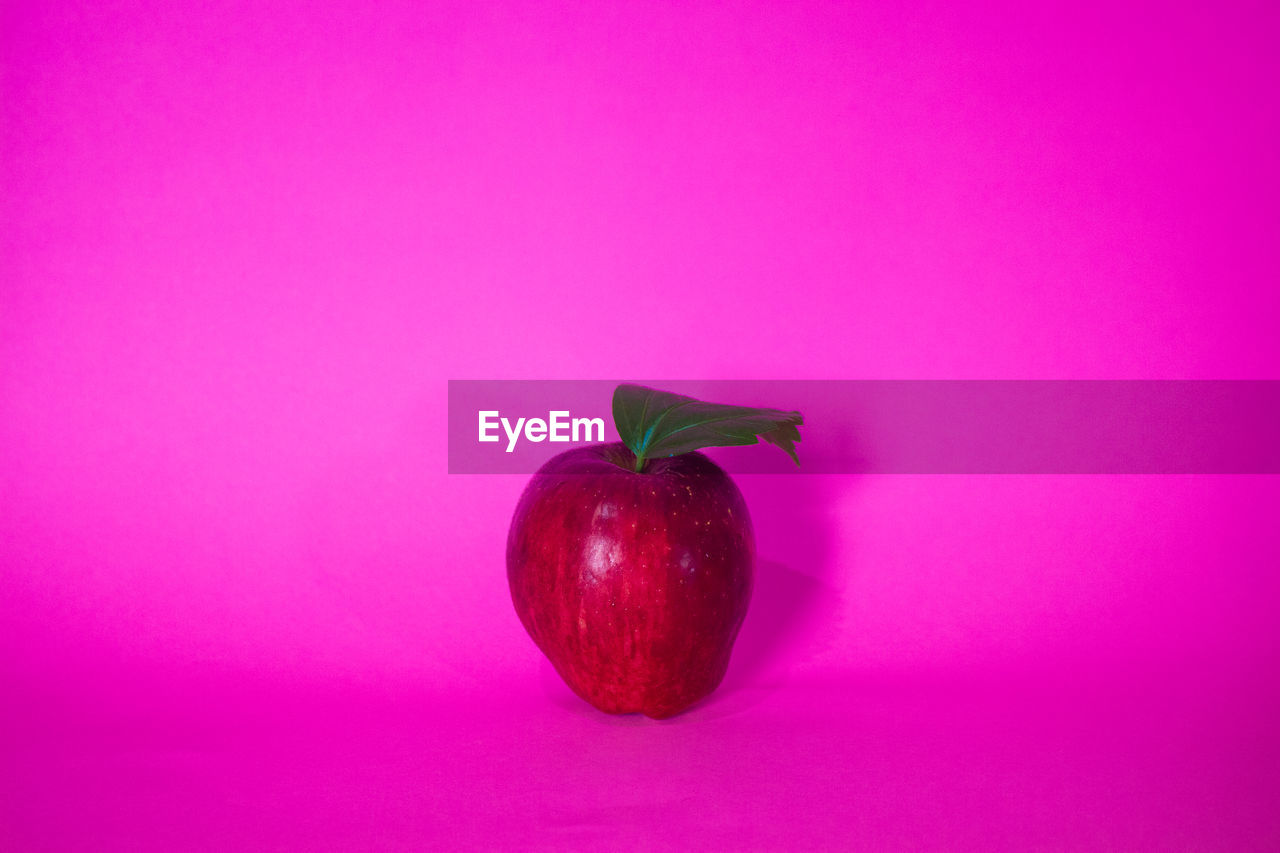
left=507, top=443, right=754, bottom=718
left=505, top=384, right=802, bottom=718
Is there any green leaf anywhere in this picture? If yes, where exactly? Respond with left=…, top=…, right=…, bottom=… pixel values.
left=612, top=384, right=803, bottom=472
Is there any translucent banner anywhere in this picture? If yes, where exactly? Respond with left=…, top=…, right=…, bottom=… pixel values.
left=447, top=380, right=1280, bottom=474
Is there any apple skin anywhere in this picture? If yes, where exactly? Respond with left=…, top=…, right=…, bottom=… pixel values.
left=507, top=442, right=754, bottom=719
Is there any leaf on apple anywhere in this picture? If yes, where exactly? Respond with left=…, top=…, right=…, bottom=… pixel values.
left=613, top=384, right=803, bottom=472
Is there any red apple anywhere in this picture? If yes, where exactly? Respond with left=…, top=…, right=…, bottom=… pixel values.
left=506, top=442, right=754, bottom=718
left=504, top=384, right=801, bottom=718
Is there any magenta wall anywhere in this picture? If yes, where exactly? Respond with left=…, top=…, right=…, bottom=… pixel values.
left=4, top=1, right=1278, bottom=848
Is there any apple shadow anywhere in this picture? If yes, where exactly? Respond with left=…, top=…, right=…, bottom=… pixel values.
left=536, top=471, right=852, bottom=723
left=696, top=471, right=848, bottom=717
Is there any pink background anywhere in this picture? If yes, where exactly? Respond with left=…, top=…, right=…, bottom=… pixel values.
left=4, top=1, right=1278, bottom=848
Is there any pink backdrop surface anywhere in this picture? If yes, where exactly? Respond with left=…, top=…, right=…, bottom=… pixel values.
left=3, top=1, right=1278, bottom=849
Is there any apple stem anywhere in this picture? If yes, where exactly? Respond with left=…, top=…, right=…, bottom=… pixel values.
left=633, top=451, right=646, bottom=473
